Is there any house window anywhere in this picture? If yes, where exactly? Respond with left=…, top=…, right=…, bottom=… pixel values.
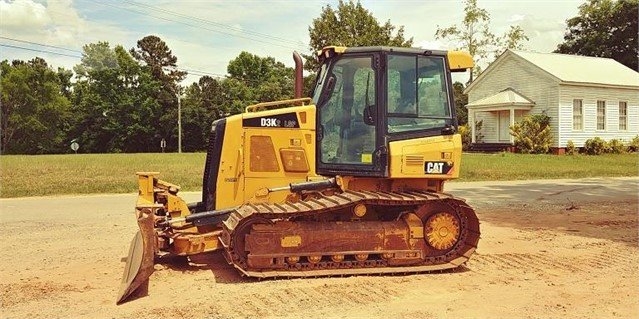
left=596, top=100, right=606, bottom=130
left=572, top=99, right=583, bottom=130
left=619, top=102, right=627, bottom=131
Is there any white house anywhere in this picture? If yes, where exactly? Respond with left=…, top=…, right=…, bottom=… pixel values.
left=464, top=50, right=639, bottom=153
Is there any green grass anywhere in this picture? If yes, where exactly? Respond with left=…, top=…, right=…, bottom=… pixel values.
left=0, top=153, right=206, bottom=198
left=458, top=152, right=638, bottom=182
left=1, top=152, right=637, bottom=198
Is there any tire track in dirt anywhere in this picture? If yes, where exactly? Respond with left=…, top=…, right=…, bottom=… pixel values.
left=468, top=253, right=579, bottom=275
left=132, top=278, right=405, bottom=318
left=571, top=247, right=639, bottom=275
left=467, top=241, right=638, bottom=280
left=220, top=279, right=403, bottom=317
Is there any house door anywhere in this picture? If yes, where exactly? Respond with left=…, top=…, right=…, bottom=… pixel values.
left=498, top=111, right=510, bottom=142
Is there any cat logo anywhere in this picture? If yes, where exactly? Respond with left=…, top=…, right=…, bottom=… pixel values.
left=424, top=161, right=453, bottom=174
left=261, top=118, right=280, bottom=127
left=426, top=162, right=444, bottom=174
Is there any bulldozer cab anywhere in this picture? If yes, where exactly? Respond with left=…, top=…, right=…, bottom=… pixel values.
left=312, top=47, right=466, bottom=177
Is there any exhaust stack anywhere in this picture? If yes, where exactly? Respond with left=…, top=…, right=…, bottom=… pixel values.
left=293, top=51, right=303, bottom=99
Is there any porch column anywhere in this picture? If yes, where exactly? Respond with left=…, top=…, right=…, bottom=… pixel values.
left=470, top=109, right=476, bottom=143
left=509, top=108, right=515, bottom=144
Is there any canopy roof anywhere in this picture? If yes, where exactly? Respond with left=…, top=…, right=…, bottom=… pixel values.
left=466, top=88, right=535, bottom=110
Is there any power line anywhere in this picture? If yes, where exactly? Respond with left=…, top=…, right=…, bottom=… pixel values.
left=88, top=0, right=304, bottom=51
left=0, top=36, right=82, bottom=54
left=0, top=38, right=276, bottom=86
left=0, top=44, right=82, bottom=58
left=177, top=67, right=285, bottom=86
left=0, top=38, right=218, bottom=76
left=178, top=67, right=224, bottom=78
left=122, top=0, right=305, bottom=47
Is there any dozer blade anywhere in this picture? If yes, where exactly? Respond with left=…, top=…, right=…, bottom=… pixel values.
left=116, top=209, right=156, bottom=304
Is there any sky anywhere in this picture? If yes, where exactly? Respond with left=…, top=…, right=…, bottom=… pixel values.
left=0, top=0, right=585, bottom=85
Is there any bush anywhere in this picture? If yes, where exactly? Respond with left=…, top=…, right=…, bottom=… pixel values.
left=566, top=140, right=577, bottom=155
left=459, top=124, right=471, bottom=150
left=607, top=139, right=625, bottom=154
left=459, top=120, right=484, bottom=151
left=510, top=114, right=553, bottom=154
left=627, top=135, right=639, bottom=153
left=583, top=137, right=608, bottom=155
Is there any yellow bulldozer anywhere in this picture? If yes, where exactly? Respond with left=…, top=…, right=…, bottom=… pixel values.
left=117, top=46, right=480, bottom=304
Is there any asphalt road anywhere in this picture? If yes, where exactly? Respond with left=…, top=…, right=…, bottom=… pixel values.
left=1, top=177, right=636, bottom=222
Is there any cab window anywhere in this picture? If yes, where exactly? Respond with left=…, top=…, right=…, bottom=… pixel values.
left=387, top=55, right=451, bottom=133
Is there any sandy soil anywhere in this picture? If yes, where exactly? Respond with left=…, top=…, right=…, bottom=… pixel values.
left=1, top=190, right=638, bottom=318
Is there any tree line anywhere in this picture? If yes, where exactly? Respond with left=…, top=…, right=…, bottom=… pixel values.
left=1, top=37, right=296, bottom=154
left=1, top=0, right=635, bottom=154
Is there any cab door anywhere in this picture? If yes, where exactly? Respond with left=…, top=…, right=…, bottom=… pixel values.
left=316, top=54, right=386, bottom=177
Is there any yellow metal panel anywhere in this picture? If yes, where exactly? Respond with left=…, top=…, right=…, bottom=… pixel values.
left=447, top=51, right=474, bottom=72
left=214, top=104, right=321, bottom=208
left=135, top=172, right=158, bottom=203
left=215, top=115, right=246, bottom=209
left=388, top=134, right=462, bottom=179
left=244, top=128, right=316, bottom=179
left=166, top=192, right=193, bottom=219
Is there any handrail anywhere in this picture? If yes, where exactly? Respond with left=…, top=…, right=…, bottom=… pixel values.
left=245, top=97, right=312, bottom=113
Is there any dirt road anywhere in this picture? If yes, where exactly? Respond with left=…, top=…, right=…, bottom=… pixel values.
left=1, top=177, right=637, bottom=318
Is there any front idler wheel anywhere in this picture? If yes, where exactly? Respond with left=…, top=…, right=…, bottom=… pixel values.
left=424, top=212, right=460, bottom=250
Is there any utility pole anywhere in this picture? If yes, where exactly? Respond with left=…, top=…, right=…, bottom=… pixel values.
left=177, top=92, right=182, bottom=153
left=162, top=64, right=183, bottom=154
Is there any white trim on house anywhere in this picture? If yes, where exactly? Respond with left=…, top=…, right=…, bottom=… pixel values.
left=466, top=87, right=535, bottom=108
left=562, top=81, right=639, bottom=90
